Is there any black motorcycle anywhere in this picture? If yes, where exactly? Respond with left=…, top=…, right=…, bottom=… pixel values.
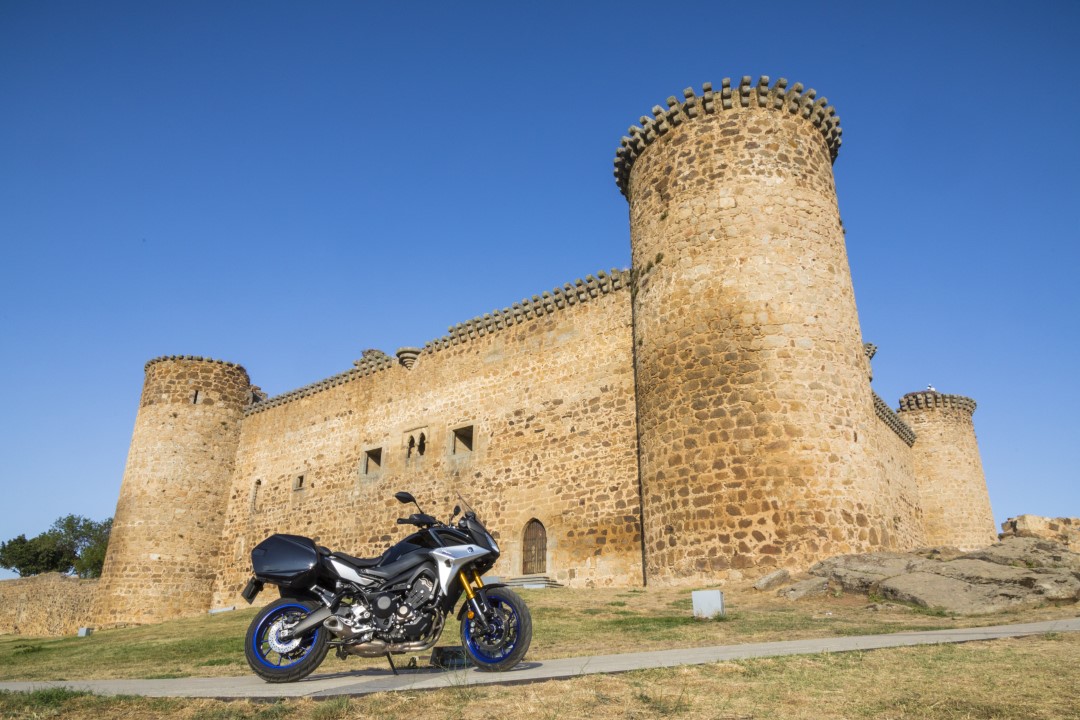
left=240, top=492, right=532, bottom=682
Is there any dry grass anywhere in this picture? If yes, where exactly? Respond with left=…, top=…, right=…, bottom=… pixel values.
left=2, top=584, right=1078, bottom=683
left=2, top=633, right=1078, bottom=719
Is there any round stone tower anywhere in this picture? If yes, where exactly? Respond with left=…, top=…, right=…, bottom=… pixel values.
left=93, top=356, right=251, bottom=626
left=897, top=391, right=995, bottom=550
left=616, top=76, right=889, bottom=584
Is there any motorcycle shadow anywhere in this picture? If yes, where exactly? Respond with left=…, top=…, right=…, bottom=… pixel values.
left=296, top=660, right=544, bottom=682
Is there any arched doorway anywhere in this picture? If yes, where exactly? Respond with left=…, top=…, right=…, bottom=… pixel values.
left=522, top=519, right=547, bottom=575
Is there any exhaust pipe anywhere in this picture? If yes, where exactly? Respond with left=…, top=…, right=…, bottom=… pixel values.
left=323, top=616, right=369, bottom=639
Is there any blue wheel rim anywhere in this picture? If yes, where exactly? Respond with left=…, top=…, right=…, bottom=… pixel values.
left=464, top=596, right=520, bottom=663
left=252, top=603, right=320, bottom=669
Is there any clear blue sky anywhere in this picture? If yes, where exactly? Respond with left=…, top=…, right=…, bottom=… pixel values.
left=2, top=1, right=1077, bottom=578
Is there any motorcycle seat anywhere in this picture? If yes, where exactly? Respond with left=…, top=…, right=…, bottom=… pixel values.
left=330, top=550, right=385, bottom=568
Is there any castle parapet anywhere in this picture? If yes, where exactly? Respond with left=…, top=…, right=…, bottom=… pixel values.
left=614, top=76, right=842, bottom=197
left=898, top=391, right=977, bottom=416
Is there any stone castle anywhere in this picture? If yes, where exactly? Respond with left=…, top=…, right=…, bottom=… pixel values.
left=4, top=75, right=999, bottom=632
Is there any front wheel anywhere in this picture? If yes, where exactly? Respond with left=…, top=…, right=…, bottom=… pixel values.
left=460, top=587, right=532, bottom=672
left=244, top=598, right=329, bottom=683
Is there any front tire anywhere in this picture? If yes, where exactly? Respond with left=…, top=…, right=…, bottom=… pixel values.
left=244, top=598, right=329, bottom=683
left=460, top=587, right=532, bottom=672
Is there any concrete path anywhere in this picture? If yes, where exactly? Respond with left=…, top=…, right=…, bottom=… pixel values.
left=2, top=618, right=1077, bottom=700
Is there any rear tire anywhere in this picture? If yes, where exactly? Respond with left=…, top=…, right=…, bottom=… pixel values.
left=460, top=587, right=532, bottom=672
left=245, top=598, right=329, bottom=683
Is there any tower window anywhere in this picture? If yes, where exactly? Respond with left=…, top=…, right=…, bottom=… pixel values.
left=404, top=427, right=429, bottom=462
left=293, top=474, right=305, bottom=491
left=250, top=479, right=262, bottom=513
left=452, top=425, right=474, bottom=454
left=364, top=447, right=382, bottom=475
left=192, top=390, right=201, bottom=404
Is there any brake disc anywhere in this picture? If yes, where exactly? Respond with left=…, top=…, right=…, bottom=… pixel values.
left=266, top=615, right=304, bottom=655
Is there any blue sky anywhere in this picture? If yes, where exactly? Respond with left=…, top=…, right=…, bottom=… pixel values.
left=1, top=1, right=1077, bottom=578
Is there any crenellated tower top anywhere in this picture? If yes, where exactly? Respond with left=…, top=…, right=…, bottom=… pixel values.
left=613, top=75, right=842, bottom=198
left=898, top=391, right=977, bottom=416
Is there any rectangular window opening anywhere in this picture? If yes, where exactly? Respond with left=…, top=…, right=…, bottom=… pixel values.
left=452, top=425, right=474, bottom=454
left=293, top=474, right=305, bottom=491
left=364, top=447, right=382, bottom=474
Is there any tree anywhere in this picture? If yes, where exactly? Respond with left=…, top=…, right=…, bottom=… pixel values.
left=0, top=533, right=68, bottom=576
left=0, top=515, right=112, bottom=578
left=72, top=517, right=112, bottom=578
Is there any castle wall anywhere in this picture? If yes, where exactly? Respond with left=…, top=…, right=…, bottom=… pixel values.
left=0, top=574, right=97, bottom=637
left=618, top=78, right=898, bottom=584
left=898, top=392, right=995, bottom=550
left=866, top=393, right=925, bottom=550
left=211, top=273, right=641, bottom=608
left=92, top=358, right=250, bottom=626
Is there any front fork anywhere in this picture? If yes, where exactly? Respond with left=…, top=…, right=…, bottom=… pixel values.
left=460, top=569, right=493, bottom=632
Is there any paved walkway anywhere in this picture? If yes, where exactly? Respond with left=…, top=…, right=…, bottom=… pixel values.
left=2, top=618, right=1077, bottom=700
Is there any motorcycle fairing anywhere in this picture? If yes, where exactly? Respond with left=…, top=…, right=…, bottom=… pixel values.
left=430, top=544, right=491, bottom=594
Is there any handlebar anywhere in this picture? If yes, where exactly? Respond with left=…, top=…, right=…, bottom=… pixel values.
left=397, top=513, right=439, bottom=527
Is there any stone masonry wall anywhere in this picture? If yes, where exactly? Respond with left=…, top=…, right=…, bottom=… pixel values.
left=621, top=77, right=904, bottom=584
left=898, top=391, right=995, bottom=550
left=93, top=358, right=251, bottom=626
left=210, top=271, right=641, bottom=608
left=0, top=574, right=97, bottom=637
left=865, top=393, right=926, bottom=550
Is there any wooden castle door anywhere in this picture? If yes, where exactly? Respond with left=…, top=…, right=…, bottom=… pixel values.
left=522, top=519, right=546, bottom=575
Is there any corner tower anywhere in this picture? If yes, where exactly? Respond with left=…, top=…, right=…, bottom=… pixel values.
left=617, top=77, right=888, bottom=583
left=897, top=391, right=995, bottom=549
left=93, top=356, right=251, bottom=625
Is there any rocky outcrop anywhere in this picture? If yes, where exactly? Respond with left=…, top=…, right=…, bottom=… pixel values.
left=1000, top=515, right=1080, bottom=547
left=781, top=536, right=1080, bottom=615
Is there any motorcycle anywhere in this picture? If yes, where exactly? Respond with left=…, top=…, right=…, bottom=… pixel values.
left=240, top=491, right=532, bottom=682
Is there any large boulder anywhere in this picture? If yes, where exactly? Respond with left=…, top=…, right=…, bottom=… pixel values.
left=966, top=536, right=1080, bottom=574
left=786, top=536, right=1080, bottom=615
left=1000, top=515, right=1080, bottom=547
left=808, top=552, right=933, bottom=593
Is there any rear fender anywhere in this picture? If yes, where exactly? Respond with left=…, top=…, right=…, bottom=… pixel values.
left=277, top=586, right=321, bottom=604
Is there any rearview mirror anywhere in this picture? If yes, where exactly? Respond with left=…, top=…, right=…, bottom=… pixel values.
left=394, top=491, right=415, bottom=505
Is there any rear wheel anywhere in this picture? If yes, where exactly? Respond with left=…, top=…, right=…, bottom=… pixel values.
left=244, top=598, right=329, bottom=683
left=460, top=587, right=532, bottom=672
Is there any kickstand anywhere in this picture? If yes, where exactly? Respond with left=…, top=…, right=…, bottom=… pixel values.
left=385, top=652, right=399, bottom=676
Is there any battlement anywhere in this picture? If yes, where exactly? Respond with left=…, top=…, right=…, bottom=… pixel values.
left=245, top=350, right=395, bottom=416
left=898, top=391, right=977, bottom=416
left=872, top=392, right=917, bottom=446
left=423, top=268, right=630, bottom=353
left=244, top=268, right=631, bottom=416
left=144, top=355, right=247, bottom=373
left=614, top=76, right=842, bottom=197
